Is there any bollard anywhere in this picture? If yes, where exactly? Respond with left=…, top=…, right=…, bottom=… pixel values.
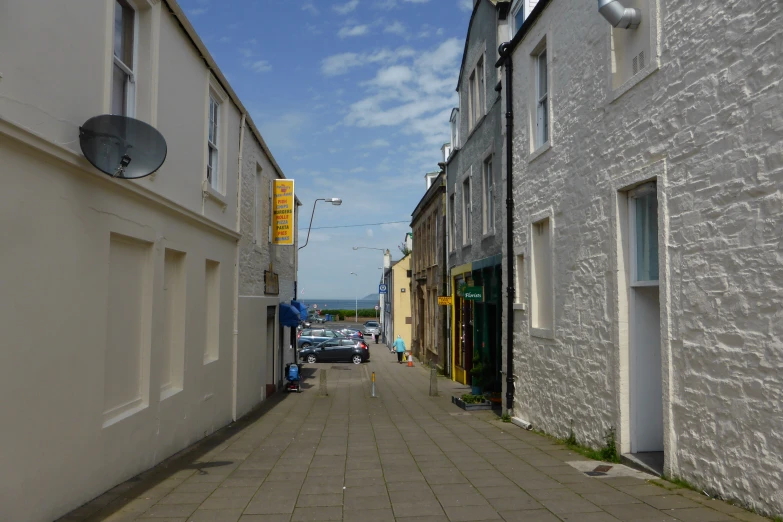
left=371, top=372, right=376, bottom=398
left=319, top=369, right=328, bottom=396
left=429, top=365, right=438, bottom=396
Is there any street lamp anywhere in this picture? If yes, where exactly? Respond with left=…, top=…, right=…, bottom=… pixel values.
left=349, top=272, right=358, bottom=323
left=299, top=198, right=342, bottom=251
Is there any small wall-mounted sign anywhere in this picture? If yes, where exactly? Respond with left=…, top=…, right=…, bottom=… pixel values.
left=400, top=288, right=406, bottom=293
left=264, top=270, right=279, bottom=295
left=462, top=286, right=483, bottom=302
left=438, top=296, right=453, bottom=306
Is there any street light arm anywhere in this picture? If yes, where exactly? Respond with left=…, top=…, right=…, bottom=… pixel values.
left=298, top=199, right=324, bottom=251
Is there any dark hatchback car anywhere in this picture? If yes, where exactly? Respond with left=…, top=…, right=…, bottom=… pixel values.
left=300, top=338, right=370, bottom=364
left=297, top=328, right=345, bottom=349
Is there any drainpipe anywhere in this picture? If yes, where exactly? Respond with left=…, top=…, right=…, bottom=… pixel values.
left=497, top=43, right=515, bottom=412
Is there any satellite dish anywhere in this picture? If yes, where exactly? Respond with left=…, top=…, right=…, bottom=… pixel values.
left=79, top=115, right=167, bottom=179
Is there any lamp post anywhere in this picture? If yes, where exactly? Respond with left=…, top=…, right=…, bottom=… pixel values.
left=349, top=272, right=358, bottom=323
left=299, top=198, right=342, bottom=251
left=352, top=246, right=390, bottom=325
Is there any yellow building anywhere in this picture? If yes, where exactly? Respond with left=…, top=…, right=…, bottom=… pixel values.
left=390, top=255, right=412, bottom=350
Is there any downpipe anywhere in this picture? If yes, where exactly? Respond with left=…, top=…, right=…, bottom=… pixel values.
left=497, top=43, right=515, bottom=412
left=598, top=0, right=641, bottom=29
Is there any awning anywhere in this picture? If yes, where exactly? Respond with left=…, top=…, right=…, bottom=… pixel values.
left=291, top=300, right=308, bottom=318
left=279, top=303, right=301, bottom=327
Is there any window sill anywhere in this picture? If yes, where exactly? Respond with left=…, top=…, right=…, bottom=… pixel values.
left=203, top=182, right=228, bottom=209
left=513, top=303, right=526, bottom=312
left=527, top=141, right=551, bottom=163
left=465, top=113, right=488, bottom=143
left=609, top=62, right=660, bottom=104
left=481, top=230, right=496, bottom=241
left=160, top=386, right=183, bottom=402
left=530, top=327, right=554, bottom=340
left=203, top=355, right=219, bottom=365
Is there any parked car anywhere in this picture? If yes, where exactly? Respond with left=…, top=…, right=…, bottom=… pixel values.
left=362, top=321, right=380, bottom=336
left=300, top=338, right=370, bottom=364
left=297, top=328, right=345, bottom=349
left=307, top=313, right=326, bottom=324
left=337, top=328, right=364, bottom=339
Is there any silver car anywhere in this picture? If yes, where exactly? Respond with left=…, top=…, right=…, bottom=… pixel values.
left=362, top=321, right=380, bottom=336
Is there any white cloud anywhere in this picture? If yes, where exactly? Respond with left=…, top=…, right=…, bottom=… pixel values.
left=320, top=46, right=417, bottom=76
left=339, top=24, right=370, bottom=38
left=246, top=60, right=271, bottom=73
left=366, top=139, right=390, bottom=148
left=458, top=0, right=473, bottom=12
left=366, top=229, right=374, bottom=237
left=188, top=7, right=207, bottom=16
left=333, top=0, right=360, bottom=15
left=302, top=2, right=319, bottom=15
left=384, top=21, right=406, bottom=35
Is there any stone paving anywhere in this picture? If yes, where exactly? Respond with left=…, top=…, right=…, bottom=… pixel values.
left=61, top=345, right=773, bottom=522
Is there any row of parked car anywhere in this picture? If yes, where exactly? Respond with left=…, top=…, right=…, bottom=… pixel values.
left=296, top=321, right=382, bottom=365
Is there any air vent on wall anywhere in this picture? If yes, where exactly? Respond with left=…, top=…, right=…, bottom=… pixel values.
left=632, top=51, right=645, bottom=75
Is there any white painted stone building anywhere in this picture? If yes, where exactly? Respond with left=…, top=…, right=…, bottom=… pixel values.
left=500, top=0, right=783, bottom=516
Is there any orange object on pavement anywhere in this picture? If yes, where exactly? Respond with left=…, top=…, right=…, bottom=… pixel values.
left=407, top=352, right=413, bottom=367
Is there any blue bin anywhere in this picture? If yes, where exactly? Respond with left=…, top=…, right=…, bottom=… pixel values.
left=325, top=314, right=331, bottom=322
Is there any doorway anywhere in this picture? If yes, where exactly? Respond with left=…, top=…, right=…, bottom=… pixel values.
left=627, top=182, right=663, bottom=461
left=266, top=306, right=276, bottom=396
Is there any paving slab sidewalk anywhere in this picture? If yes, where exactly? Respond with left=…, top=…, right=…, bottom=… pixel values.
left=60, top=346, right=774, bottom=522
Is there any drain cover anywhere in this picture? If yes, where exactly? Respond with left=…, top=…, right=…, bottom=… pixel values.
left=584, top=471, right=608, bottom=477
left=594, top=465, right=613, bottom=473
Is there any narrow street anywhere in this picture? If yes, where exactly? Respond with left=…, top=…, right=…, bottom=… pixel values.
left=62, top=345, right=769, bottom=522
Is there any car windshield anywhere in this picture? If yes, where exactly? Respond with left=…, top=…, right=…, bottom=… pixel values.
left=366, top=322, right=379, bottom=327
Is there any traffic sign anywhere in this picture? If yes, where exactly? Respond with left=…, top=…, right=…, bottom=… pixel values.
left=379, top=284, right=388, bottom=294
left=375, top=305, right=379, bottom=310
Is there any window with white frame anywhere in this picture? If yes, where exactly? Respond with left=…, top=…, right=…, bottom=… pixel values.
left=462, top=176, right=472, bottom=245
left=535, top=48, right=549, bottom=148
left=207, top=93, right=221, bottom=191
left=511, top=0, right=525, bottom=38
left=483, top=156, right=494, bottom=234
left=476, top=56, right=485, bottom=125
left=515, top=254, right=525, bottom=304
left=467, top=55, right=485, bottom=132
left=449, top=193, right=456, bottom=252
left=530, top=217, right=553, bottom=332
left=450, top=109, right=460, bottom=150
left=468, top=70, right=477, bottom=131
left=112, top=0, right=136, bottom=116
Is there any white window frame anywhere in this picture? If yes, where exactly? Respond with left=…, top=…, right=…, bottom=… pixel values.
left=510, top=0, right=525, bottom=38
left=535, top=48, right=549, bottom=148
left=462, top=174, right=472, bottom=246
left=450, top=109, right=460, bottom=151
left=207, top=93, right=220, bottom=191
left=482, top=155, right=494, bottom=235
left=529, top=212, right=554, bottom=339
left=112, top=0, right=138, bottom=117
left=629, top=182, right=659, bottom=287
left=449, top=192, right=456, bottom=252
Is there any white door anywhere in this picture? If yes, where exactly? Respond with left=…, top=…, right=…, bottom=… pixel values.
left=629, top=182, right=663, bottom=453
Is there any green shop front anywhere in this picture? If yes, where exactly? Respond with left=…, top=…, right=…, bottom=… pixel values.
left=451, top=254, right=503, bottom=397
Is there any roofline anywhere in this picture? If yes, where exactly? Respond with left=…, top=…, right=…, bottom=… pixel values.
left=164, top=0, right=292, bottom=196
left=496, top=0, right=553, bottom=63
left=456, top=0, right=510, bottom=92
left=411, top=171, right=445, bottom=223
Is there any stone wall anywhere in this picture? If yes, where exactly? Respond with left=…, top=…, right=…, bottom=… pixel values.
left=507, top=0, right=782, bottom=516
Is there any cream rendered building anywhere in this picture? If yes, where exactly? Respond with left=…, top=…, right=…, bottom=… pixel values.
left=0, top=1, right=295, bottom=520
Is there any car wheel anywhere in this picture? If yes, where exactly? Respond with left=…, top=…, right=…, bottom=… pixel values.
left=301, top=342, right=311, bottom=348
left=306, top=354, right=317, bottom=364
left=352, top=354, right=362, bottom=365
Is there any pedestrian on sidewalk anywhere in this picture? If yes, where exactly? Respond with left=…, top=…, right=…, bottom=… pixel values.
left=393, top=335, right=406, bottom=363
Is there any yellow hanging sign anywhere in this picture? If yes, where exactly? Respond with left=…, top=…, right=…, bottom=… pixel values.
left=438, top=296, right=453, bottom=306
left=272, top=179, right=295, bottom=245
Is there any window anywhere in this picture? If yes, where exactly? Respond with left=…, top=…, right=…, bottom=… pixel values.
left=449, top=193, right=456, bottom=251
left=535, top=48, right=549, bottom=148
left=483, top=157, right=494, bottom=234
left=467, top=57, right=485, bottom=131
left=462, top=177, right=472, bottom=245
left=112, top=0, right=136, bottom=116
left=530, top=218, right=553, bottom=334
left=515, top=255, right=525, bottom=305
left=207, top=93, right=220, bottom=191
left=450, top=109, right=460, bottom=150
left=204, top=260, right=220, bottom=363
left=630, top=182, right=659, bottom=284
left=512, top=2, right=525, bottom=35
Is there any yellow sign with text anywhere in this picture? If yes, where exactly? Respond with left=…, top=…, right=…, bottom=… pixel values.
left=272, top=179, right=295, bottom=245
left=437, top=296, right=453, bottom=306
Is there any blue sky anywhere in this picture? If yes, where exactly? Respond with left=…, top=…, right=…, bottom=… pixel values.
left=179, top=0, right=474, bottom=299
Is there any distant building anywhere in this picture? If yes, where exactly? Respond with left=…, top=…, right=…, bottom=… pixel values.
left=382, top=251, right=412, bottom=351
left=410, top=168, right=447, bottom=368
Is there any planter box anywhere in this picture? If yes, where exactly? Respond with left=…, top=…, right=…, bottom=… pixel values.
left=452, top=395, right=493, bottom=411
